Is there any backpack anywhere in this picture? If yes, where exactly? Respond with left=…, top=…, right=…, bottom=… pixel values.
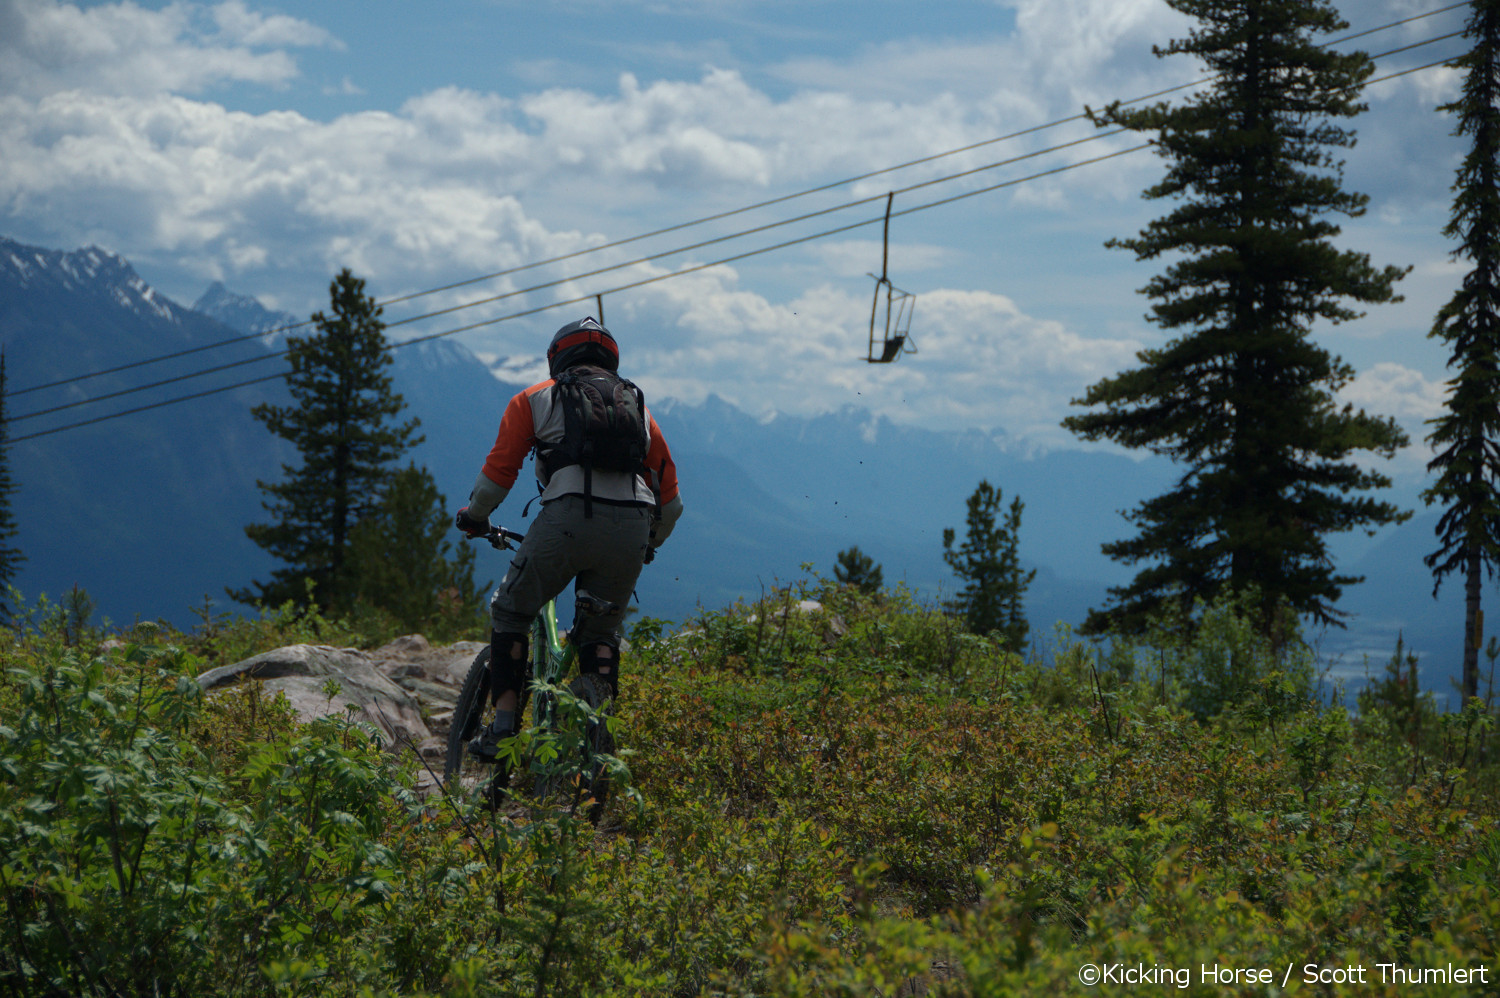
left=537, top=364, right=649, bottom=516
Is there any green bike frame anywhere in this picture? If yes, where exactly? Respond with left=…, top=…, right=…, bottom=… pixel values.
left=530, top=599, right=577, bottom=724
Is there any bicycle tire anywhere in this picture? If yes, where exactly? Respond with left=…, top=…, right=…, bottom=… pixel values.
left=443, top=645, right=492, bottom=785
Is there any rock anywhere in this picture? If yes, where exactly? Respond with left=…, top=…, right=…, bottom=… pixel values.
left=386, top=663, right=426, bottom=680
left=416, top=735, right=447, bottom=762
left=376, top=634, right=432, bottom=657
left=742, top=599, right=846, bottom=644
left=198, top=644, right=431, bottom=750
left=746, top=599, right=822, bottom=626
left=375, top=636, right=487, bottom=687
left=396, top=677, right=462, bottom=708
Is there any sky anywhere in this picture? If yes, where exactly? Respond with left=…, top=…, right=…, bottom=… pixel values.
left=0, top=0, right=1478, bottom=482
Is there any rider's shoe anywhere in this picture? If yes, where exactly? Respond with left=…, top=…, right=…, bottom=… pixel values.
left=468, top=709, right=516, bottom=763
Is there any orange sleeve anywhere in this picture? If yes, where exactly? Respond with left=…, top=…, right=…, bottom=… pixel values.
left=480, top=387, right=540, bottom=489
left=645, top=413, right=679, bottom=504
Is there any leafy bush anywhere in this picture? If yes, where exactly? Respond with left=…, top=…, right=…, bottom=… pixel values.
left=0, top=572, right=1495, bottom=996
left=1120, top=587, right=1317, bottom=720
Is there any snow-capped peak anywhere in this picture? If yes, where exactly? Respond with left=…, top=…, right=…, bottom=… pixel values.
left=0, top=236, right=180, bottom=325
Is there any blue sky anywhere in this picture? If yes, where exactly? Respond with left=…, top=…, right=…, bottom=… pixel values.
left=0, top=0, right=1476, bottom=478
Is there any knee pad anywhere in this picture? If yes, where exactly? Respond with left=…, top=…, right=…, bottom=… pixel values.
left=578, top=642, right=619, bottom=699
left=488, top=630, right=529, bottom=697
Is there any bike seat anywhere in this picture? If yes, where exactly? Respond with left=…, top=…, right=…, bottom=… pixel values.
left=574, top=589, right=620, bottom=618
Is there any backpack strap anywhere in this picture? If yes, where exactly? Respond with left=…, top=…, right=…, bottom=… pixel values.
left=521, top=479, right=544, bottom=519
left=579, top=385, right=595, bottom=518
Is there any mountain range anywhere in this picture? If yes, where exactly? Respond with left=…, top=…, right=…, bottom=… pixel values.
left=0, top=235, right=1480, bottom=703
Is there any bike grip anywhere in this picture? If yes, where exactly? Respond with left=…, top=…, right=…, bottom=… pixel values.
left=488, top=525, right=526, bottom=548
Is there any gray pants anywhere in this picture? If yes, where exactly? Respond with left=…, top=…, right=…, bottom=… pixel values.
left=489, top=495, right=652, bottom=647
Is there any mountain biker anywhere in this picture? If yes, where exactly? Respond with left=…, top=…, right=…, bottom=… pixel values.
left=454, top=316, right=682, bottom=779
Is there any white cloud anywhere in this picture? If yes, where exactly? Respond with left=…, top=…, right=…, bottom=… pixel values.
left=209, top=0, right=337, bottom=49
left=0, top=0, right=335, bottom=98
left=322, top=76, right=365, bottom=97
left=771, top=0, right=1192, bottom=112
left=0, top=57, right=1143, bottom=304
left=1339, top=361, right=1449, bottom=481
left=601, top=271, right=1142, bottom=447
left=0, top=0, right=1470, bottom=452
left=1342, top=361, right=1447, bottom=424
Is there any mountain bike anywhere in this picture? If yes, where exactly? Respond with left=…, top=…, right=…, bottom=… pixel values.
left=444, top=525, right=618, bottom=819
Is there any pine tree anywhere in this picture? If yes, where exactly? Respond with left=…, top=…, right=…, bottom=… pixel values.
left=233, top=270, right=421, bottom=612
left=346, top=464, right=483, bottom=637
left=1423, top=0, right=1500, bottom=706
left=833, top=546, right=884, bottom=596
left=942, top=480, right=1034, bottom=651
left=0, top=352, right=24, bottom=624
left=1062, top=0, right=1410, bottom=636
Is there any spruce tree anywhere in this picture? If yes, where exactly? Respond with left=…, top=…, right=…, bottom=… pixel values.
left=1423, top=0, right=1500, bottom=705
left=1063, top=0, right=1410, bottom=635
left=346, top=464, right=483, bottom=637
left=833, top=546, right=884, bottom=595
left=942, top=480, right=1034, bottom=651
left=0, top=352, right=24, bottom=624
left=233, top=270, right=421, bottom=612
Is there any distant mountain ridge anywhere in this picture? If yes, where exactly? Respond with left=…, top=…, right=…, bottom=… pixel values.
left=3, top=240, right=181, bottom=324
left=192, top=282, right=300, bottom=344
left=0, top=234, right=1472, bottom=700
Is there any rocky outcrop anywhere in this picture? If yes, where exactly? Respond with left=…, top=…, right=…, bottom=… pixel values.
left=196, top=635, right=488, bottom=762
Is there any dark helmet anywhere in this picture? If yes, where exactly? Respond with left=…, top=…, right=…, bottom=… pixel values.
left=547, top=316, right=619, bottom=377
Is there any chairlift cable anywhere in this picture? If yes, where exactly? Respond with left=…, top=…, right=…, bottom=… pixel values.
left=8, top=128, right=1136, bottom=424
left=9, top=144, right=1152, bottom=443
left=6, top=53, right=1461, bottom=443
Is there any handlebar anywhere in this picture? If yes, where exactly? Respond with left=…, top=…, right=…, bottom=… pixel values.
left=458, top=521, right=525, bottom=550
left=484, top=525, right=525, bottom=550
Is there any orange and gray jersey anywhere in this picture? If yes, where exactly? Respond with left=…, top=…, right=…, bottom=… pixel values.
left=467, top=377, right=683, bottom=542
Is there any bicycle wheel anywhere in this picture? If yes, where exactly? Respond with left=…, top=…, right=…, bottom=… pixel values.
left=443, top=645, right=492, bottom=785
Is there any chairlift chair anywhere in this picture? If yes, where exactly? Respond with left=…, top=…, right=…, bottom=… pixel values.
left=865, top=192, right=917, bottom=364
left=869, top=278, right=916, bottom=363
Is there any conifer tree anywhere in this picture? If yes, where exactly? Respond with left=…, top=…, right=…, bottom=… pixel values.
left=1063, top=0, right=1410, bottom=635
left=0, top=352, right=24, bottom=624
left=1423, top=0, right=1500, bottom=705
left=942, top=480, right=1034, bottom=651
left=233, top=270, right=421, bottom=612
left=346, top=464, right=483, bottom=637
left=833, top=546, right=884, bottom=595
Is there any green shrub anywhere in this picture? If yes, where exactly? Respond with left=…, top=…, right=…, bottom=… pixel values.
left=0, top=571, right=1495, bottom=996
left=1139, top=587, right=1315, bottom=720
